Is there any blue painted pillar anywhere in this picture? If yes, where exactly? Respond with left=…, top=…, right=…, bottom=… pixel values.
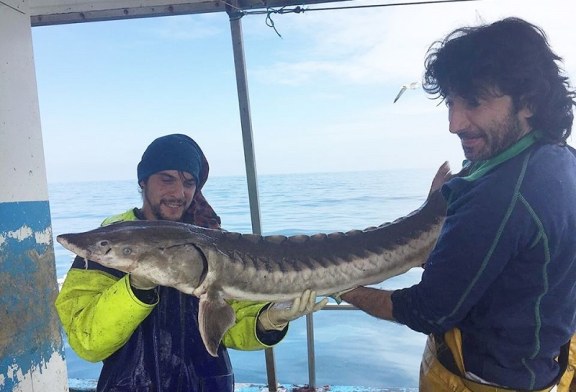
left=0, top=1, right=68, bottom=391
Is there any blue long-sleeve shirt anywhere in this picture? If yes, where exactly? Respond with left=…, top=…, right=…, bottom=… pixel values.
left=392, top=133, right=576, bottom=389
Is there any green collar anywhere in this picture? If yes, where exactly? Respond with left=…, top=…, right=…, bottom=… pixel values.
left=464, top=131, right=541, bottom=180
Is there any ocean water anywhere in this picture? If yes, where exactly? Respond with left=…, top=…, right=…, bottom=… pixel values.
left=49, top=169, right=437, bottom=388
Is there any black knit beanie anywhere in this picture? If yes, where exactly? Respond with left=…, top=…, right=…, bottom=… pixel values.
left=137, top=134, right=202, bottom=183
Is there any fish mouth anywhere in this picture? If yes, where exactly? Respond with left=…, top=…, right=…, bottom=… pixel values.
left=87, top=240, right=113, bottom=260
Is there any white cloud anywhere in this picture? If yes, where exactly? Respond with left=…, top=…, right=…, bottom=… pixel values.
left=247, top=0, right=576, bottom=86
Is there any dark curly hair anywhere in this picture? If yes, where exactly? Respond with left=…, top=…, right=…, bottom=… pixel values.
left=423, top=17, right=575, bottom=144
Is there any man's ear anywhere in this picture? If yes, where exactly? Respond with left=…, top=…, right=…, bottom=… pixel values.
left=518, top=96, right=534, bottom=119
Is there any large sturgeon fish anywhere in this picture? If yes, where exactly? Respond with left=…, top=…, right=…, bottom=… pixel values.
left=57, top=162, right=455, bottom=357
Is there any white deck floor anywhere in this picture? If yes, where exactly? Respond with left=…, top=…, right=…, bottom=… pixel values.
left=68, top=379, right=419, bottom=392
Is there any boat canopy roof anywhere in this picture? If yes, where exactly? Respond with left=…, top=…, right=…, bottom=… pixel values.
left=28, top=0, right=350, bottom=26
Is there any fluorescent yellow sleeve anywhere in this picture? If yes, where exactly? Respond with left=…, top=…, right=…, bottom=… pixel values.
left=222, top=300, right=279, bottom=350
left=55, top=269, right=156, bottom=362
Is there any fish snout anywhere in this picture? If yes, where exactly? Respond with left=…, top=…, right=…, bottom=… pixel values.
left=56, top=234, right=76, bottom=251
left=55, top=234, right=67, bottom=246
left=56, top=233, right=111, bottom=259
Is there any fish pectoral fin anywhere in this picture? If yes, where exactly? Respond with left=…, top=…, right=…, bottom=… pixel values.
left=199, top=293, right=236, bottom=357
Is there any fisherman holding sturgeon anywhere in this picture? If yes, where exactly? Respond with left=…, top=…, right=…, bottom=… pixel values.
left=57, top=17, right=576, bottom=392
left=56, top=134, right=327, bottom=392
left=340, top=18, right=576, bottom=392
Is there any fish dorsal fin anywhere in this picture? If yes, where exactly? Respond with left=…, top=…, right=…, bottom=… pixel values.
left=198, top=291, right=236, bottom=357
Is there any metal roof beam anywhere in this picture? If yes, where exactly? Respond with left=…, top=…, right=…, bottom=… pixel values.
left=29, top=0, right=350, bottom=26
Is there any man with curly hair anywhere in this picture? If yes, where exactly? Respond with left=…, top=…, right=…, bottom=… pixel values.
left=341, top=17, right=576, bottom=391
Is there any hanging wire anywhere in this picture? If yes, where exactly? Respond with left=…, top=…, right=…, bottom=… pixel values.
left=231, top=0, right=480, bottom=16
left=301, top=0, right=480, bottom=12
left=225, top=0, right=481, bottom=37
left=266, top=7, right=283, bottom=37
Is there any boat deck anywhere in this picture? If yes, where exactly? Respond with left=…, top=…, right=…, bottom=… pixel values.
left=236, top=385, right=418, bottom=392
left=235, top=384, right=418, bottom=392
left=69, top=379, right=418, bottom=392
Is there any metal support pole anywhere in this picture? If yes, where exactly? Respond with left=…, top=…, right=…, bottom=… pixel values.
left=227, top=3, right=262, bottom=235
left=226, top=4, right=278, bottom=391
left=306, top=313, right=317, bottom=389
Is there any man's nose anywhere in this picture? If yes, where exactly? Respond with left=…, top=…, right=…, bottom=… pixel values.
left=448, top=106, right=470, bottom=134
left=172, top=181, right=186, bottom=197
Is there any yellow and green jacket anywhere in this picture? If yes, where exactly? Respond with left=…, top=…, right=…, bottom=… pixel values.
left=55, top=209, right=286, bottom=392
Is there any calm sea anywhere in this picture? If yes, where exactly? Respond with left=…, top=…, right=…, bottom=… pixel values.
left=49, top=169, right=437, bottom=388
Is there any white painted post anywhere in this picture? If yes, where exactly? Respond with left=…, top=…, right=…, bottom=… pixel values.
left=0, top=1, right=69, bottom=391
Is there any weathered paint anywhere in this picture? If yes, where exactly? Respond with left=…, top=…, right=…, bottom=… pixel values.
left=0, top=0, right=68, bottom=390
left=0, top=202, right=67, bottom=391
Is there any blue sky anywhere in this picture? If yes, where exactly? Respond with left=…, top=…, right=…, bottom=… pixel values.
left=32, top=0, right=576, bottom=183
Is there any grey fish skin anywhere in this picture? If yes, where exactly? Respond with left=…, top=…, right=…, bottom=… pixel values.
left=56, top=162, right=454, bottom=356
left=56, top=185, right=445, bottom=299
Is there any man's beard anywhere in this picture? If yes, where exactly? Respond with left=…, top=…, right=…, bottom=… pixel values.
left=146, top=195, right=187, bottom=222
left=465, top=111, right=528, bottom=162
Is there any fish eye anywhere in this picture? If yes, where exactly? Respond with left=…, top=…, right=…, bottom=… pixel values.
left=99, top=241, right=109, bottom=247
left=123, top=247, right=132, bottom=256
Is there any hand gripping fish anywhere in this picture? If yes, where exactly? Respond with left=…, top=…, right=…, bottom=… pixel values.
left=57, top=162, right=454, bottom=357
